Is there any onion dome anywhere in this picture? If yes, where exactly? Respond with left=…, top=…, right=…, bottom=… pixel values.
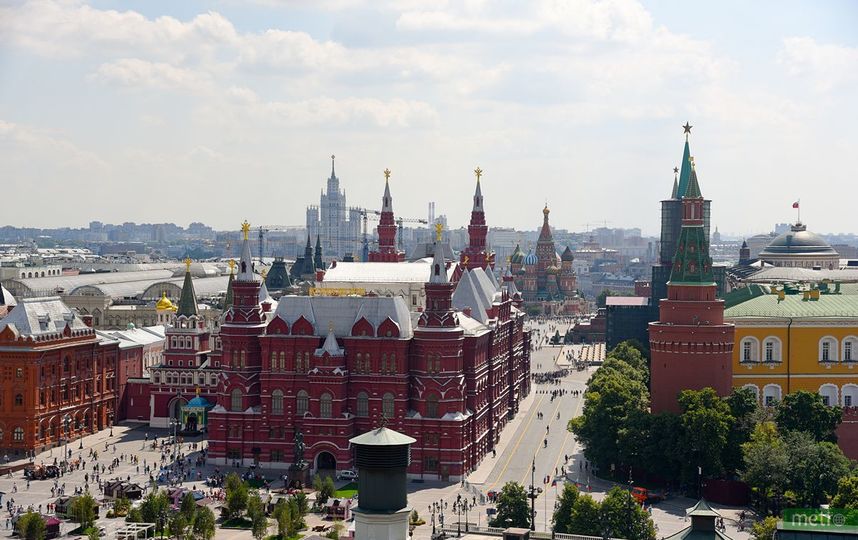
left=510, top=244, right=524, bottom=264
left=546, top=265, right=559, bottom=274
left=156, top=292, right=175, bottom=311
left=523, top=250, right=538, bottom=265
left=561, top=246, right=574, bottom=262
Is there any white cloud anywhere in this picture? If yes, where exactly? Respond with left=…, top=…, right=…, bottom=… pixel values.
left=91, top=58, right=214, bottom=93
left=0, top=119, right=109, bottom=171
left=779, top=37, right=858, bottom=92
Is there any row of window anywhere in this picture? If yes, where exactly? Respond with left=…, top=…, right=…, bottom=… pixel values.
left=740, top=336, right=858, bottom=363
left=170, top=336, right=197, bottom=349
left=266, top=351, right=399, bottom=375
left=0, top=427, right=25, bottom=442
left=19, top=269, right=61, bottom=278
left=154, top=372, right=217, bottom=386
left=230, top=389, right=398, bottom=419
left=742, top=383, right=858, bottom=407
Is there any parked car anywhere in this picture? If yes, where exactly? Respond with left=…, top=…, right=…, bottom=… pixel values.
left=630, top=486, right=667, bottom=505
left=336, top=470, right=358, bottom=481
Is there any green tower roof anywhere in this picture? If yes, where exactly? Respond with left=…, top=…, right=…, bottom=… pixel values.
left=684, top=167, right=702, bottom=198
left=676, top=139, right=692, bottom=199
left=176, top=261, right=199, bottom=317
left=223, top=270, right=234, bottom=310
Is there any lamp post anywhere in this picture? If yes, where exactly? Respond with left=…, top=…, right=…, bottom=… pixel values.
left=429, top=504, right=437, bottom=537
left=453, top=495, right=471, bottom=537
left=528, top=458, right=539, bottom=531
left=63, top=417, right=70, bottom=463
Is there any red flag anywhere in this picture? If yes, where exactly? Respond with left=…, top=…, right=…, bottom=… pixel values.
left=792, top=201, right=800, bottom=209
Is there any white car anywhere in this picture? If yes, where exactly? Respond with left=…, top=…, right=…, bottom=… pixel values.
left=337, top=470, right=358, bottom=481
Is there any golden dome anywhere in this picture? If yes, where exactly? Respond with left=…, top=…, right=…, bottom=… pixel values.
left=543, top=204, right=550, bottom=216
left=156, top=292, right=175, bottom=311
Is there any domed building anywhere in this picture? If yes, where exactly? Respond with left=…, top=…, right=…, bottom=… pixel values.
left=758, top=222, right=839, bottom=270
left=509, top=206, right=582, bottom=314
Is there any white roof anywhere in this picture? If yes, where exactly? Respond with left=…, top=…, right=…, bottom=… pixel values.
left=100, top=325, right=166, bottom=347
left=273, top=295, right=413, bottom=339
left=0, top=296, right=93, bottom=338
left=323, top=259, right=455, bottom=284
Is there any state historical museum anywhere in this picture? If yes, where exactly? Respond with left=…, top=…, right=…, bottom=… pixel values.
left=206, top=175, right=531, bottom=480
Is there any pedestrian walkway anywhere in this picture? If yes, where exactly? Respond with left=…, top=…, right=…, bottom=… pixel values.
left=466, top=390, right=536, bottom=485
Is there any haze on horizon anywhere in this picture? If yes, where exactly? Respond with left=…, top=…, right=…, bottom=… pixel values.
left=1, top=0, right=856, bottom=238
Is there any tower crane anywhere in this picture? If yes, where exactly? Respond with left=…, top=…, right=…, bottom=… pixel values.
left=355, top=208, right=429, bottom=259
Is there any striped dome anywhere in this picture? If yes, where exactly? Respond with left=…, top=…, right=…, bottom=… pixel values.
left=523, top=251, right=538, bottom=265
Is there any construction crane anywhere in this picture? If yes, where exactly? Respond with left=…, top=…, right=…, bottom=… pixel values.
left=257, top=227, right=268, bottom=258
left=355, top=209, right=429, bottom=259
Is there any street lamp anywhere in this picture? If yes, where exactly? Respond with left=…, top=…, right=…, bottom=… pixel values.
left=528, top=458, right=540, bottom=531
left=453, top=494, right=471, bottom=537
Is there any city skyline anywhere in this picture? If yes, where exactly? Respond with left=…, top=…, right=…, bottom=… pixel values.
left=1, top=1, right=856, bottom=234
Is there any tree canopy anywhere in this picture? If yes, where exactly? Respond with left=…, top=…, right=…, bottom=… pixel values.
left=489, top=482, right=531, bottom=529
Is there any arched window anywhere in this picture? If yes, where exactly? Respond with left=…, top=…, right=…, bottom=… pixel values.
left=843, top=384, right=858, bottom=407
left=380, top=354, right=387, bottom=374
left=740, top=337, right=759, bottom=362
left=13, top=427, right=23, bottom=441
left=843, top=337, right=858, bottom=362
left=279, top=352, right=286, bottom=371
left=819, top=336, right=838, bottom=363
left=296, top=390, right=309, bottom=416
left=355, top=353, right=363, bottom=374
left=389, top=353, right=396, bottom=374
left=271, top=390, right=284, bottom=415
left=763, top=337, right=782, bottom=363
left=426, top=393, right=439, bottom=418
left=742, top=384, right=760, bottom=402
left=819, top=384, right=838, bottom=407
left=356, top=392, right=369, bottom=417
left=320, top=393, right=333, bottom=418
left=270, top=351, right=277, bottom=370
left=762, top=384, right=782, bottom=406
left=230, top=389, right=243, bottom=412
left=14, top=394, right=22, bottom=407
left=382, top=392, right=395, bottom=419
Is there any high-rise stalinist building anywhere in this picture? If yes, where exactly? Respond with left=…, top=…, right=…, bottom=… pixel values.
left=306, top=156, right=362, bottom=259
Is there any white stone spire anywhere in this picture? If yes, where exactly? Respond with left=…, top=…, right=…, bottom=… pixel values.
left=429, top=241, right=447, bottom=284
left=238, top=221, right=257, bottom=282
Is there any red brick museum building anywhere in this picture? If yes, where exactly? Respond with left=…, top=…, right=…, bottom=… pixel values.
left=206, top=178, right=532, bottom=480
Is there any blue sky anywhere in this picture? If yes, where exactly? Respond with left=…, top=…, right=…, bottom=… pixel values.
left=1, top=0, right=856, bottom=237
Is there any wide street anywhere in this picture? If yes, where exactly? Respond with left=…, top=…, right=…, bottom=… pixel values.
left=0, top=319, right=751, bottom=540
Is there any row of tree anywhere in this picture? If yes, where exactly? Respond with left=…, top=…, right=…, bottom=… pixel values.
left=569, top=340, right=856, bottom=515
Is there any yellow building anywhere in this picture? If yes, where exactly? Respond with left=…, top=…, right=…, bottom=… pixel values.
left=724, top=290, right=858, bottom=407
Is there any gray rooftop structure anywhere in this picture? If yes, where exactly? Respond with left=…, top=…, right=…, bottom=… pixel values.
left=272, top=295, right=413, bottom=339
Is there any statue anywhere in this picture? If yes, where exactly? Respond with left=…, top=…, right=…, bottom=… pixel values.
left=293, top=429, right=305, bottom=468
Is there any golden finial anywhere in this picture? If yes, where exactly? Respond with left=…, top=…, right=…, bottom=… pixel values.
left=384, top=168, right=391, bottom=181
left=463, top=255, right=469, bottom=266
left=228, top=259, right=235, bottom=273
left=690, top=156, right=696, bottom=170
left=195, top=386, right=200, bottom=396
left=241, top=220, right=251, bottom=241
left=184, top=257, right=192, bottom=271
left=474, top=167, right=483, bottom=182
left=261, top=268, right=268, bottom=279
left=328, top=320, right=334, bottom=333
left=434, top=222, right=443, bottom=242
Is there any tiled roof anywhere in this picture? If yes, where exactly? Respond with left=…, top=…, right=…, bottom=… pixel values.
left=725, top=293, right=858, bottom=319
left=0, top=296, right=92, bottom=338
left=272, top=295, right=413, bottom=338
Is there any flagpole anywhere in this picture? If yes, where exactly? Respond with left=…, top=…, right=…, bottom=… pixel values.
left=798, top=199, right=801, bottom=224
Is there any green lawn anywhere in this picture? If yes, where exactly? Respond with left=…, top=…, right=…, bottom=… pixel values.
left=334, top=482, right=358, bottom=499
left=265, top=535, right=302, bottom=540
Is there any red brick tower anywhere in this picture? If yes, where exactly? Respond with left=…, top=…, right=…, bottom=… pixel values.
left=649, top=162, right=734, bottom=413
left=368, top=169, right=404, bottom=262
left=460, top=167, right=494, bottom=271
left=209, top=220, right=266, bottom=464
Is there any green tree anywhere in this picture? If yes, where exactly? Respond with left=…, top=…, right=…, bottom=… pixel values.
left=69, top=493, right=98, bottom=531
left=832, top=476, right=858, bottom=509
left=568, top=495, right=601, bottom=536
left=570, top=366, right=649, bottom=473
left=314, top=475, right=335, bottom=505
left=113, top=497, right=131, bottom=517
left=741, top=422, right=790, bottom=514
left=723, top=387, right=760, bottom=474
left=247, top=491, right=268, bottom=540
left=192, top=507, right=217, bottom=540
left=784, top=430, right=851, bottom=507
left=272, top=499, right=292, bottom=539
left=677, top=388, right=734, bottom=484
left=607, top=341, right=648, bottom=376
left=15, top=512, right=46, bottom=540
left=140, top=490, right=171, bottom=536
left=598, top=487, right=656, bottom=540
left=638, top=413, right=683, bottom=483
left=287, top=498, right=303, bottom=536
left=125, top=507, right=143, bottom=523
left=776, top=390, right=842, bottom=442
left=225, top=473, right=249, bottom=519
left=552, top=483, right=579, bottom=533
left=489, top=482, right=531, bottom=529
left=293, top=491, right=309, bottom=518
left=750, top=516, right=778, bottom=540
left=168, top=514, right=188, bottom=540
left=85, top=527, right=100, bottom=540
left=180, top=493, right=197, bottom=523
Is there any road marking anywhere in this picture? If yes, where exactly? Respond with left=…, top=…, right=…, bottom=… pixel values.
left=488, top=392, right=545, bottom=491
left=518, top=387, right=567, bottom=486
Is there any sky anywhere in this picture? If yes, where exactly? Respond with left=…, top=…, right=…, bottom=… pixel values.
left=1, top=0, right=857, bottom=237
